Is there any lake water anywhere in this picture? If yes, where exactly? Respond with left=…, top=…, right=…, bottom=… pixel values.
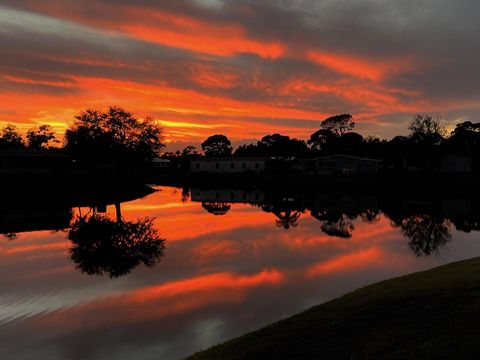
left=1, top=185, right=480, bottom=359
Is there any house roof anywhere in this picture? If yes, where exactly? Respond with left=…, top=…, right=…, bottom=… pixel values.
left=303, top=154, right=382, bottom=162
left=152, top=158, right=171, bottom=163
left=191, top=157, right=268, bottom=162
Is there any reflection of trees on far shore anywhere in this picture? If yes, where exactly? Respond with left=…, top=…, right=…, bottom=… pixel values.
left=202, top=202, right=231, bottom=215
left=390, top=215, right=452, bottom=257
left=68, top=204, right=165, bottom=278
left=452, top=217, right=480, bottom=233
left=311, top=211, right=355, bottom=238
left=310, top=209, right=379, bottom=239
left=261, top=204, right=305, bottom=230
left=187, top=188, right=480, bottom=257
left=181, top=187, right=190, bottom=203
left=2, top=232, right=17, bottom=240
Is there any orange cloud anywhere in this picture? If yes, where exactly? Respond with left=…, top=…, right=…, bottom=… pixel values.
left=23, top=3, right=285, bottom=59
left=1, top=241, right=71, bottom=256
left=308, top=50, right=417, bottom=82
left=29, top=269, right=285, bottom=328
left=126, top=269, right=284, bottom=304
left=307, top=247, right=384, bottom=277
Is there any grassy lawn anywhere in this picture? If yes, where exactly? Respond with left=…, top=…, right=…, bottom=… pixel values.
left=186, top=257, right=480, bottom=360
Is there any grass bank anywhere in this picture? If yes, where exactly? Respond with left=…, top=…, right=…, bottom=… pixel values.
left=186, top=257, right=480, bottom=360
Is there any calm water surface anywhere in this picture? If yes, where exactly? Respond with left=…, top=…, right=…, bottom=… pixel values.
left=1, top=186, right=479, bottom=359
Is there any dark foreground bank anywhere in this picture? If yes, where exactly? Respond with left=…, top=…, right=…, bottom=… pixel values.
left=186, top=257, right=480, bottom=360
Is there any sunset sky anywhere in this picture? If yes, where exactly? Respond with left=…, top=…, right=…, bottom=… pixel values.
left=1, top=0, right=479, bottom=149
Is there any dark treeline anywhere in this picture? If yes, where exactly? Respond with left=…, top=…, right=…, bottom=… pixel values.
left=163, top=113, right=480, bottom=173
left=2, top=108, right=480, bottom=173
left=0, top=106, right=165, bottom=170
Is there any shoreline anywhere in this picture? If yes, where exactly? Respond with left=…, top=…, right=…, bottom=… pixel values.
left=186, top=257, right=480, bottom=359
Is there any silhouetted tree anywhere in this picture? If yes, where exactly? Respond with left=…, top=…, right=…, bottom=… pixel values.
left=384, top=135, right=410, bottom=171
left=335, top=132, right=364, bottom=155
left=69, top=212, right=165, bottom=278
left=235, top=134, right=308, bottom=158
left=408, top=114, right=446, bottom=146
left=362, top=136, right=387, bottom=159
left=0, top=124, right=24, bottom=149
left=64, top=106, right=164, bottom=166
left=308, top=129, right=335, bottom=151
left=309, top=131, right=364, bottom=156
left=182, top=145, right=198, bottom=157
left=259, top=134, right=308, bottom=158
left=308, top=114, right=356, bottom=153
left=26, top=125, right=57, bottom=149
left=320, top=114, right=355, bottom=136
left=162, top=146, right=200, bottom=171
left=234, top=143, right=259, bottom=157
left=444, top=121, right=480, bottom=167
left=201, top=134, right=232, bottom=157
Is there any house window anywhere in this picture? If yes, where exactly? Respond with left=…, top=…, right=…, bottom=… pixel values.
left=231, top=163, right=235, bottom=169
left=215, top=163, right=220, bottom=169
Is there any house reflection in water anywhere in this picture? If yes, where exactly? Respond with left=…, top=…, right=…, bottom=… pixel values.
left=190, top=157, right=267, bottom=174
left=191, top=189, right=265, bottom=204
left=192, top=188, right=265, bottom=216
left=300, top=155, right=381, bottom=175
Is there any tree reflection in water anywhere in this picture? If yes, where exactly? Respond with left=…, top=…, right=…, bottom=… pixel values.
left=187, top=188, right=480, bottom=257
left=453, top=217, right=480, bottom=233
left=2, top=232, right=17, bottom=240
left=274, top=210, right=302, bottom=230
left=311, top=211, right=355, bottom=238
left=69, top=207, right=165, bottom=278
left=394, top=215, right=452, bottom=257
left=202, top=202, right=231, bottom=215
left=261, top=205, right=304, bottom=230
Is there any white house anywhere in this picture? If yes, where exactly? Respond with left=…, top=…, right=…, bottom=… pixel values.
left=191, top=188, right=265, bottom=203
left=151, top=158, right=172, bottom=169
left=300, top=155, right=381, bottom=175
left=440, top=154, right=472, bottom=173
left=190, top=157, right=266, bottom=173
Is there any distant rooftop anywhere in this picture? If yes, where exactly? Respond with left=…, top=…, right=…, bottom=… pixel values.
left=306, top=154, right=382, bottom=162
left=191, top=157, right=268, bottom=161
